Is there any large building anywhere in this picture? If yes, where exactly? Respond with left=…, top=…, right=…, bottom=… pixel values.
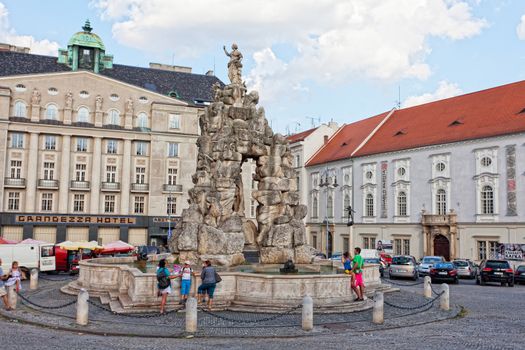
left=305, top=81, right=525, bottom=262
left=0, top=21, right=222, bottom=246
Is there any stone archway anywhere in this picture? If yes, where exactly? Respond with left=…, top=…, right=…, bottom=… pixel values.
left=433, top=234, right=450, bottom=261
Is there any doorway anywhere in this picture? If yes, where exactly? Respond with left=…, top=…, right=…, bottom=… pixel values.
left=433, top=234, right=450, bottom=261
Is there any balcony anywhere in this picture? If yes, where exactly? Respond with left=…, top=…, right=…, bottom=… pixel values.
left=162, top=184, right=183, bottom=193
left=70, top=180, right=90, bottom=191
left=4, top=178, right=26, bottom=188
left=131, top=183, right=149, bottom=192
left=38, top=179, right=59, bottom=189
left=422, top=214, right=450, bottom=226
left=101, top=182, right=121, bottom=191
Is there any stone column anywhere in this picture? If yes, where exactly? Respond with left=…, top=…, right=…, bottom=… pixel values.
left=302, top=295, right=313, bottom=331
left=30, top=269, right=39, bottom=290
left=372, top=291, right=384, bottom=324
left=120, top=139, right=132, bottom=215
left=7, top=285, right=17, bottom=310
left=25, top=132, right=39, bottom=213
left=185, top=297, right=197, bottom=333
left=58, top=135, right=71, bottom=213
left=440, top=283, right=449, bottom=311
left=424, top=276, right=432, bottom=298
left=90, top=137, right=102, bottom=214
left=76, top=288, right=89, bottom=325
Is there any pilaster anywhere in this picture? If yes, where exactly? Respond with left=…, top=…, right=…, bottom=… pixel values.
left=25, top=132, right=39, bottom=212
left=120, top=139, right=132, bottom=214
left=90, top=137, right=102, bottom=214
left=58, top=135, right=71, bottom=213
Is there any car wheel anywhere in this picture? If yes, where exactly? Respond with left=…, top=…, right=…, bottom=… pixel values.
left=480, top=278, right=486, bottom=286
left=501, top=282, right=506, bottom=287
left=509, top=281, right=514, bottom=287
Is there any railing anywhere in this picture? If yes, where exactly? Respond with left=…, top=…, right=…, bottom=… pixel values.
left=38, top=179, right=59, bottom=189
left=131, top=183, right=149, bottom=192
left=101, top=182, right=121, bottom=191
left=4, top=178, right=26, bottom=188
left=70, top=180, right=90, bottom=190
left=162, top=184, right=183, bottom=193
left=422, top=214, right=450, bottom=225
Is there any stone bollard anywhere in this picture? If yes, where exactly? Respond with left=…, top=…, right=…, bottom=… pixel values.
left=7, top=285, right=17, bottom=310
left=29, top=269, right=39, bottom=290
left=302, top=295, right=313, bottom=331
left=372, top=291, right=384, bottom=324
left=440, top=283, right=449, bottom=311
left=76, top=288, right=89, bottom=326
left=424, top=276, right=432, bottom=298
left=185, top=297, right=198, bottom=333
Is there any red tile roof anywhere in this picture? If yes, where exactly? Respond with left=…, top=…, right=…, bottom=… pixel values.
left=354, top=80, right=525, bottom=157
left=286, top=127, right=318, bottom=143
left=306, top=112, right=389, bottom=166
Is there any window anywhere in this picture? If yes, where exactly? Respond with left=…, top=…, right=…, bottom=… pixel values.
left=107, top=109, right=120, bottom=125
left=167, top=197, right=176, bottom=215
left=295, top=155, right=300, bottom=167
left=477, top=240, right=499, bottom=260
left=312, top=195, right=318, bottom=218
left=436, top=162, right=446, bottom=172
left=76, top=138, right=88, bottom=152
left=135, top=167, right=146, bottom=184
left=137, top=113, right=148, bottom=129
left=481, top=157, right=492, bottom=167
left=75, top=164, right=86, bottom=181
left=397, top=191, right=407, bottom=216
left=44, top=135, right=56, bottom=150
left=250, top=200, right=257, bottom=217
left=365, top=194, right=374, bottom=216
left=167, top=168, right=178, bottom=185
left=104, top=195, right=116, bottom=213
left=11, top=133, right=24, bottom=148
left=107, top=140, right=118, bottom=154
left=79, top=90, right=89, bottom=98
left=47, top=87, right=58, bottom=95
left=397, top=167, right=406, bottom=176
left=77, top=107, right=89, bottom=123
left=41, top=193, right=53, bottom=211
left=43, top=162, right=55, bottom=180
left=136, top=142, right=147, bottom=156
left=394, top=239, right=411, bottom=255
left=168, top=143, right=179, bottom=157
left=106, top=166, right=117, bottom=183
left=481, top=185, right=494, bottom=214
left=394, top=239, right=402, bottom=255
left=134, top=196, right=145, bottom=214
left=312, top=235, right=318, bottom=250
left=169, top=114, right=180, bottom=129
left=14, top=101, right=26, bottom=117
left=73, top=194, right=85, bottom=212
left=10, top=160, right=22, bottom=179
left=403, top=239, right=410, bottom=255
left=343, top=237, right=350, bottom=254
left=45, top=104, right=58, bottom=120
left=110, top=93, right=119, bottom=101
left=139, top=96, right=148, bottom=103
left=363, top=237, right=376, bottom=250
left=15, top=84, right=26, bottom=92
left=8, top=192, right=20, bottom=211
left=436, top=189, right=447, bottom=215
left=343, top=194, right=350, bottom=218
left=327, top=195, right=334, bottom=218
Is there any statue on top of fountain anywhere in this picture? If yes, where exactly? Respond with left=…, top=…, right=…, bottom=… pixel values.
left=169, top=44, right=315, bottom=267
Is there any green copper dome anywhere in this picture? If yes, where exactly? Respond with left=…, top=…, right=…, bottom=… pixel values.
left=67, top=20, right=105, bottom=50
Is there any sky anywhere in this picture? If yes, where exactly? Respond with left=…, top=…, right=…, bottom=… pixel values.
left=1, top=0, right=525, bottom=134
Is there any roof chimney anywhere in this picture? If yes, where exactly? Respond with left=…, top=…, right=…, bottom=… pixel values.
left=324, top=135, right=329, bottom=144
left=205, top=70, right=214, bottom=76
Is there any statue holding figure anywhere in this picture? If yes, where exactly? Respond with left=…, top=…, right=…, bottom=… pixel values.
left=223, top=43, right=243, bottom=84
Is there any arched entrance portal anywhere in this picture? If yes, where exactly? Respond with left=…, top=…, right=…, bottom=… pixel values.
left=433, top=234, right=450, bottom=261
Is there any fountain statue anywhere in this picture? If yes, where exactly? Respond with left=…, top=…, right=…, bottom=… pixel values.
left=168, top=44, right=315, bottom=266
left=279, top=259, right=298, bottom=274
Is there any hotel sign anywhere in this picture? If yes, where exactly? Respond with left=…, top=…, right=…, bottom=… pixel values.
left=16, top=215, right=136, bottom=224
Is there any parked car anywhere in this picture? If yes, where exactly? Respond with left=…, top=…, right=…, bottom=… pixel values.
left=418, top=256, right=445, bottom=276
left=476, top=260, right=514, bottom=287
left=364, top=257, right=384, bottom=277
left=429, top=262, right=458, bottom=284
left=380, top=252, right=393, bottom=266
left=515, top=265, right=525, bottom=285
left=389, top=255, right=418, bottom=280
left=453, top=259, right=478, bottom=279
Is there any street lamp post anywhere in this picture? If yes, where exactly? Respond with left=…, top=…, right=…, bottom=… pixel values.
left=167, top=187, right=173, bottom=242
left=319, top=167, right=338, bottom=258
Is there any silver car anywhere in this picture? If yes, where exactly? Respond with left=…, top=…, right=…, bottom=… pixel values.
left=418, top=256, right=445, bottom=276
left=453, top=259, right=477, bottom=279
left=389, top=255, right=418, bottom=280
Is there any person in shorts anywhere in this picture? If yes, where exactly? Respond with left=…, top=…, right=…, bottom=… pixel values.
left=178, top=261, right=195, bottom=305
left=197, top=260, right=217, bottom=310
left=156, top=259, right=176, bottom=314
left=0, top=258, right=12, bottom=310
left=351, top=247, right=365, bottom=301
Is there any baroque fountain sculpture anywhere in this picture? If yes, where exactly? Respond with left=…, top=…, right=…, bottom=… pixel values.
left=169, top=43, right=315, bottom=266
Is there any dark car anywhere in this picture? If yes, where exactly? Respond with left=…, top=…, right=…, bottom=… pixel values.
left=364, top=258, right=384, bottom=277
left=429, top=262, right=458, bottom=284
left=514, top=265, right=525, bottom=285
left=476, top=260, right=514, bottom=287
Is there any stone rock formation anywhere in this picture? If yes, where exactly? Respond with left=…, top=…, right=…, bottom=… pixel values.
left=168, top=44, right=314, bottom=266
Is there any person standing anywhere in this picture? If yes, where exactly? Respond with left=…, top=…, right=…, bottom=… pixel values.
left=342, top=251, right=352, bottom=274
left=0, top=258, right=12, bottom=310
left=197, top=260, right=218, bottom=310
left=156, top=259, right=176, bottom=314
left=178, top=261, right=195, bottom=305
left=5, top=261, right=21, bottom=294
left=351, top=247, right=365, bottom=301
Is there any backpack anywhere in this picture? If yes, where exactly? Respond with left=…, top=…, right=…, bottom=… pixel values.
left=214, top=271, right=222, bottom=283
left=157, top=268, right=170, bottom=289
left=180, top=267, right=193, bottom=280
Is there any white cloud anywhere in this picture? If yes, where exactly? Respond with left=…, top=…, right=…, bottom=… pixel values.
left=92, top=0, right=486, bottom=102
left=0, top=2, right=59, bottom=55
left=403, top=81, right=463, bottom=108
left=517, top=14, right=525, bottom=40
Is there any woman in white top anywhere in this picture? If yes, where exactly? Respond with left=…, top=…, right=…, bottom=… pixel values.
left=5, top=261, right=21, bottom=293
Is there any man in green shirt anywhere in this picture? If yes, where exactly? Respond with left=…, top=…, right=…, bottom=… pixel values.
left=351, top=247, right=365, bottom=301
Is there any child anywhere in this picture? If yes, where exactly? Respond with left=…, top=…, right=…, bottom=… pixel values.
left=178, top=261, right=195, bottom=305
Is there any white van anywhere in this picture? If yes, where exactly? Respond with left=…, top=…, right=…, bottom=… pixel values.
left=0, top=243, right=56, bottom=273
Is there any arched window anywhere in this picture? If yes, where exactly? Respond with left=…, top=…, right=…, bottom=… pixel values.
left=436, top=189, right=447, bottom=215
left=137, top=112, right=148, bottom=128
left=14, top=101, right=26, bottom=117
left=77, top=107, right=89, bottom=123
left=312, top=195, right=318, bottom=218
left=327, top=195, right=334, bottom=218
left=45, top=104, right=58, bottom=120
left=365, top=194, right=374, bottom=217
left=107, top=109, right=120, bottom=125
left=397, top=191, right=407, bottom=216
left=481, top=185, right=494, bottom=214
left=343, top=194, right=350, bottom=218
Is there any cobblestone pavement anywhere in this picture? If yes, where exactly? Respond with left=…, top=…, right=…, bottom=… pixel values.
left=0, top=275, right=523, bottom=349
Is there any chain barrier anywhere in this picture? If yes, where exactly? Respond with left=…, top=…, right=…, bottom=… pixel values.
left=38, top=274, right=77, bottom=282
left=381, top=277, right=425, bottom=287
left=383, top=291, right=444, bottom=310
left=86, top=299, right=178, bottom=318
left=199, top=304, right=302, bottom=324
left=429, top=282, right=441, bottom=295
left=17, top=291, right=77, bottom=310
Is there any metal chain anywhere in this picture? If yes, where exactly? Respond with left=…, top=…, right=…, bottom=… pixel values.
left=86, top=299, right=178, bottom=318
left=17, top=291, right=77, bottom=310
left=38, top=274, right=77, bottom=282
left=199, top=304, right=302, bottom=324
left=383, top=291, right=444, bottom=310
left=381, top=277, right=425, bottom=286
left=429, top=283, right=441, bottom=295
